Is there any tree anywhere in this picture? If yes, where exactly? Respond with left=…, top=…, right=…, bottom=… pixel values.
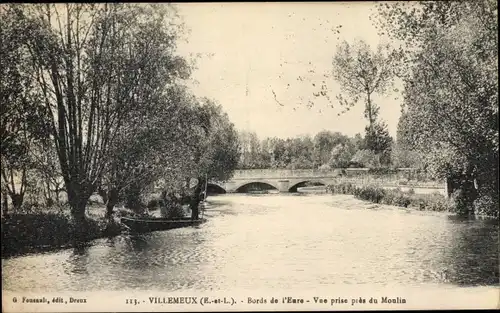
left=18, top=4, right=191, bottom=230
left=328, top=143, right=355, bottom=168
left=364, top=121, right=393, bottom=166
left=392, top=111, right=423, bottom=169
left=258, top=137, right=273, bottom=168
left=237, top=131, right=262, bottom=169
left=286, top=136, right=315, bottom=169
left=351, top=149, right=381, bottom=169
left=99, top=85, right=199, bottom=218
left=351, top=133, right=365, bottom=151
left=187, top=99, right=240, bottom=219
left=0, top=6, right=51, bottom=212
left=268, top=137, right=287, bottom=169
left=331, top=39, right=399, bottom=132
left=30, top=140, right=64, bottom=206
left=313, top=131, right=349, bottom=167
left=377, top=0, right=498, bottom=215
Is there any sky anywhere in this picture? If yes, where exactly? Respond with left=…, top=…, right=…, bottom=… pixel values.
left=175, top=2, right=402, bottom=140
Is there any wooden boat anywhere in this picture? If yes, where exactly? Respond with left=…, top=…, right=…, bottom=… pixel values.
left=120, top=216, right=206, bottom=233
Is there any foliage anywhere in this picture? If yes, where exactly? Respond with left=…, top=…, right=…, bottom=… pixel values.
left=1, top=210, right=123, bottom=257
left=0, top=6, right=52, bottom=211
left=159, top=200, right=185, bottom=219
left=100, top=85, right=200, bottom=215
left=332, top=39, right=400, bottom=133
left=364, top=121, right=393, bottom=165
left=10, top=3, right=191, bottom=228
left=473, top=193, right=499, bottom=219
left=391, top=143, right=423, bottom=169
left=180, top=98, right=240, bottom=219
left=313, top=131, right=349, bottom=167
left=325, top=182, right=356, bottom=194
left=328, top=143, right=355, bottom=168
left=235, top=129, right=398, bottom=170
left=194, top=98, right=241, bottom=182
left=377, top=0, right=498, bottom=215
left=236, top=130, right=365, bottom=170
left=238, top=131, right=265, bottom=169
left=327, top=183, right=455, bottom=213
left=350, top=149, right=381, bottom=168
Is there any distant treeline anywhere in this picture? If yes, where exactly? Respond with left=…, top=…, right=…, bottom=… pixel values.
left=237, top=129, right=418, bottom=170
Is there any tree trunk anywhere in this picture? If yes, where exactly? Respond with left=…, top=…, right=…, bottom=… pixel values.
left=11, top=193, right=24, bottom=212
left=1, top=189, right=8, bottom=217
left=55, top=185, right=60, bottom=203
left=190, top=177, right=204, bottom=220
left=125, top=183, right=145, bottom=215
left=67, top=187, right=91, bottom=241
left=451, top=173, right=478, bottom=216
left=366, top=92, right=374, bottom=132
left=461, top=177, right=478, bottom=215
left=98, top=186, right=108, bottom=206
left=105, top=188, right=119, bottom=220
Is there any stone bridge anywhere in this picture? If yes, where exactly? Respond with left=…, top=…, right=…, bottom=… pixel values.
left=210, top=169, right=336, bottom=193
left=209, top=168, right=373, bottom=193
left=208, top=168, right=445, bottom=194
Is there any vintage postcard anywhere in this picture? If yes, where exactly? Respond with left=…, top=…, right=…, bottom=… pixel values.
left=1, top=1, right=498, bottom=312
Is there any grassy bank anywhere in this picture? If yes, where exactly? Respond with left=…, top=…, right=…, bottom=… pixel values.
left=326, top=182, right=455, bottom=213
left=326, top=182, right=498, bottom=218
left=1, top=205, right=125, bottom=258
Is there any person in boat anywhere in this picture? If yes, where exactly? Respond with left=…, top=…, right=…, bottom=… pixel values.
left=199, top=190, right=206, bottom=202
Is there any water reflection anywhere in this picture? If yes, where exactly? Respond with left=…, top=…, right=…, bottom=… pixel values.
left=443, top=219, right=499, bottom=286
left=2, top=194, right=498, bottom=292
left=66, top=245, right=90, bottom=275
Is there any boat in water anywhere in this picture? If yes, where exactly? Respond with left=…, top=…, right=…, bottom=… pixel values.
left=120, top=216, right=206, bottom=233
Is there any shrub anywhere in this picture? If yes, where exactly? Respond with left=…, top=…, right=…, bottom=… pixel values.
left=473, top=193, right=499, bottom=218
left=159, top=202, right=186, bottom=219
left=1, top=210, right=123, bottom=257
left=326, top=183, right=452, bottom=212
left=392, top=191, right=411, bottom=207
left=326, top=182, right=356, bottom=194
left=354, top=185, right=386, bottom=203
left=147, top=198, right=160, bottom=209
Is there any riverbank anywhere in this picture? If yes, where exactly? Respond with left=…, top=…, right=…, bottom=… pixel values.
left=1, top=204, right=126, bottom=259
left=326, top=182, right=498, bottom=218
left=1, top=199, right=203, bottom=259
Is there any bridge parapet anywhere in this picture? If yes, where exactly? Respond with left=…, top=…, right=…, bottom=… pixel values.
left=208, top=168, right=443, bottom=193
left=231, top=168, right=343, bottom=179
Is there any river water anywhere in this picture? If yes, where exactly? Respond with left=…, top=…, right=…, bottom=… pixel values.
left=2, top=194, right=499, bottom=293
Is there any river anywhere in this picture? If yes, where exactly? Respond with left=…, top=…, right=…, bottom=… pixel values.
left=2, top=194, right=498, bottom=294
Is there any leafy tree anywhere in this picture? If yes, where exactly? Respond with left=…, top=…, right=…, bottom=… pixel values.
left=17, top=4, right=191, bottom=230
left=268, top=138, right=287, bottom=169
left=0, top=6, right=51, bottom=211
left=187, top=98, right=240, bottom=219
left=392, top=111, right=423, bottom=169
left=313, top=131, right=350, bottom=167
left=351, top=149, right=381, bottom=169
left=364, top=121, right=393, bottom=166
left=30, top=141, right=64, bottom=206
left=377, top=0, right=498, bottom=215
left=328, top=143, right=355, bottom=168
left=351, top=133, right=365, bottom=151
left=286, top=136, right=315, bottom=169
left=331, top=39, right=399, bottom=132
left=237, top=131, right=263, bottom=169
left=99, top=85, right=198, bottom=218
left=391, top=144, right=422, bottom=169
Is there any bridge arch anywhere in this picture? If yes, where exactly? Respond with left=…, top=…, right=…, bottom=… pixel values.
left=234, top=181, right=279, bottom=193
left=288, top=180, right=327, bottom=192
left=207, top=183, right=226, bottom=194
